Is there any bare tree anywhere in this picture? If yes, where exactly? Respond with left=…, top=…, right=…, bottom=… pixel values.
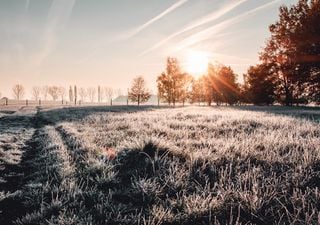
left=79, top=87, right=87, bottom=102
left=58, top=87, right=66, bottom=102
left=128, top=76, right=151, bottom=105
left=87, top=87, right=96, bottom=103
left=48, top=86, right=60, bottom=101
left=31, top=86, right=41, bottom=101
left=116, top=88, right=123, bottom=97
left=12, top=84, right=25, bottom=100
left=41, top=86, right=49, bottom=101
left=104, top=87, right=114, bottom=102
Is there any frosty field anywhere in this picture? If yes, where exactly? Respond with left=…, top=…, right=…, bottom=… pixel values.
left=1, top=106, right=320, bottom=225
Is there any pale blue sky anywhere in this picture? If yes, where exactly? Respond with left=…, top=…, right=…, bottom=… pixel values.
left=0, top=0, right=297, bottom=97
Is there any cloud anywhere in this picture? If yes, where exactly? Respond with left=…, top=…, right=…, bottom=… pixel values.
left=140, top=0, right=249, bottom=56
left=127, top=0, right=189, bottom=38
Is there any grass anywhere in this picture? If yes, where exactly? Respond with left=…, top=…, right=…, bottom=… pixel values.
left=0, top=106, right=320, bottom=224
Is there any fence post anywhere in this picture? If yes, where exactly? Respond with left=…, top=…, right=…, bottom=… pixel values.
left=110, top=99, right=112, bottom=106
left=26, top=99, right=28, bottom=106
left=5, top=98, right=8, bottom=106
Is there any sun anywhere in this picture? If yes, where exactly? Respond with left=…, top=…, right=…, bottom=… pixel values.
left=185, top=50, right=210, bottom=76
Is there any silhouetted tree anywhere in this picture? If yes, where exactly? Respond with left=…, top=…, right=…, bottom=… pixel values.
left=245, top=64, right=276, bottom=105
left=128, top=76, right=151, bottom=105
left=260, top=0, right=320, bottom=105
left=12, top=84, right=25, bottom=100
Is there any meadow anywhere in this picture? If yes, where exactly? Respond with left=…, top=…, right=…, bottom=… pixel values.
left=1, top=105, right=320, bottom=225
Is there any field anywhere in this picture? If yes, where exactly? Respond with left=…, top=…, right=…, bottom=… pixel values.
left=1, top=105, right=320, bottom=225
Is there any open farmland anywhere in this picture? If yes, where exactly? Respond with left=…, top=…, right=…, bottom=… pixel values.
left=1, top=106, right=320, bottom=225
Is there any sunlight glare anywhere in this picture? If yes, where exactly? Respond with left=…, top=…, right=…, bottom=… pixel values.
left=185, top=50, right=210, bottom=76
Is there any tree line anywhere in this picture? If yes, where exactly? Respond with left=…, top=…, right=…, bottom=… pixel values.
left=7, top=84, right=120, bottom=104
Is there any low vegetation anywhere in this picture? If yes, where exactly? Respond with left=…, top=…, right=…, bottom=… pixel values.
left=1, top=106, right=320, bottom=224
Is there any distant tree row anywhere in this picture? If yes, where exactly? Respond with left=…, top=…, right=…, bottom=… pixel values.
left=7, top=85, right=118, bottom=103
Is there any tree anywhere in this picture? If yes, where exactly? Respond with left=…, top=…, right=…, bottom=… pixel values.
left=74, top=85, right=77, bottom=105
left=79, top=87, right=87, bottom=102
left=69, top=86, right=73, bottom=103
left=216, top=66, right=240, bottom=105
left=244, top=64, right=276, bottom=105
left=58, top=87, right=66, bottom=102
left=104, top=87, right=114, bottom=102
left=12, top=84, right=25, bottom=100
left=128, top=76, right=151, bottom=105
left=260, top=0, right=320, bottom=105
left=48, top=86, right=59, bottom=101
left=42, top=86, right=49, bottom=101
left=190, top=77, right=205, bottom=105
left=157, top=57, right=190, bottom=106
left=98, top=86, right=102, bottom=103
left=203, top=64, right=221, bottom=106
left=202, top=64, right=240, bottom=105
left=87, top=87, right=96, bottom=103
left=31, top=86, right=41, bottom=101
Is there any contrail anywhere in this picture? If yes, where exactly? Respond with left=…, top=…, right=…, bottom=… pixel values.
left=32, top=0, right=76, bottom=66
left=140, top=0, right=249, bottom=56
left=128, top=0, right=189, bottom=38
left=25, top=0, right=30, bottom=13
left=172, top=0, right=283, bottom=52
left=77, top=0, right=189, bottom=64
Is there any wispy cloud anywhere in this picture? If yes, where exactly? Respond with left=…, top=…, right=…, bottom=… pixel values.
left=171, top=0, right=282, bottom=52
left=140, top=0, right=249, bottom=56
left=127, top=0, right=189, bottom=38
left=31, top=0, right=76, bottom=67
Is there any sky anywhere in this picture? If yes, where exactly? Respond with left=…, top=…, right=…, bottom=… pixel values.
left=0, top=0, right=297, bottom=98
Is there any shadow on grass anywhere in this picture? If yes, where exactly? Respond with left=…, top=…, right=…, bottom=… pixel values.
left=229, top=105, right=320, bottom=122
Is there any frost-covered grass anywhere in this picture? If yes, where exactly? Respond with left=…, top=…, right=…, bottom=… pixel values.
left=1, top=106, right=320, bottom=224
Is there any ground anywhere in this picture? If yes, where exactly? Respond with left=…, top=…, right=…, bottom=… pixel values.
left=0, top=105, right=320, bottom=225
